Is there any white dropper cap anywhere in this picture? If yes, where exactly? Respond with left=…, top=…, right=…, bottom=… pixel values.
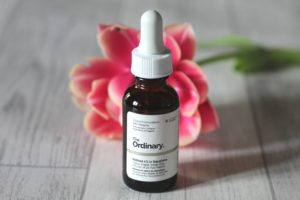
left=131, top=10, right=172, bottom=79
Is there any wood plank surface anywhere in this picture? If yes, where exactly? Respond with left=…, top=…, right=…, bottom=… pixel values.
left=0, top=0, right=95, bottom=167
left=230, top=0, right=300, bottom=199
left=0, top=166, right=85, bottom=200
left=0, top=0, right=299, bottom=199
left=247, top=69, right=300, bottom=200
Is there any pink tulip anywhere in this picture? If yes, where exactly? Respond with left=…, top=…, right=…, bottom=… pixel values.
left=69, top=23, right=219, bottom=146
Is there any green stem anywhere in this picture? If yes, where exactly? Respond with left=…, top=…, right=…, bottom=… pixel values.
left=270, top=48, right=300, bottom=63
left=197, top=51, right=240, bottom=65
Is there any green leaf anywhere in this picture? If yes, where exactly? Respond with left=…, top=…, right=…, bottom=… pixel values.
left=196, top=35, right=300, bottom=74
left=234, top=47, right=300, bottom=74
left=199, top=35, right=256, bottom=49
left=234, top=48, right=269, bottom=73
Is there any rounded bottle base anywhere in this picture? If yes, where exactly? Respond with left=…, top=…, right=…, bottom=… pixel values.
left=123, top=173, right=177, bottom=193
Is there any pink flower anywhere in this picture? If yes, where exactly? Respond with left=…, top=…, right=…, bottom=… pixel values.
left=69, top=23, right=219, bottom=146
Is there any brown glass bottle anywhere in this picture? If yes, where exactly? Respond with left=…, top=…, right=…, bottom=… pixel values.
left=122, top=76, right=179, bottom=192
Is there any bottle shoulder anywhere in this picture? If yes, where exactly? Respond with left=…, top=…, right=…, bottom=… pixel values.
left=123, top=84, right=179, bottom=113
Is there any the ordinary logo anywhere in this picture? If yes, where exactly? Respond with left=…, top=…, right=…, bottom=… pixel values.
left=133, top=141, right=164, bottom=150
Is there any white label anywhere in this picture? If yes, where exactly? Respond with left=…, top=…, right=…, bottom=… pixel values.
left=126, top=109, right=179, bottom=182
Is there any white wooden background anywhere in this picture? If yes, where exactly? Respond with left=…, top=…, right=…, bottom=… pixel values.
left=0, top=0, right=300, bottom=199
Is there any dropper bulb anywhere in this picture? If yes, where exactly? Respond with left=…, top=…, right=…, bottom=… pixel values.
left=131, top=10, right=172, bottom=79
left=138, top=10, right=165, bottom=54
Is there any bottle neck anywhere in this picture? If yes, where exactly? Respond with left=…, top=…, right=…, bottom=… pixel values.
left=134, top=76, right=168, bottom=88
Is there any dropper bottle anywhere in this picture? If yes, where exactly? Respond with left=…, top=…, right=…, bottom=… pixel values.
left=122, top=10, right=179, bottom=192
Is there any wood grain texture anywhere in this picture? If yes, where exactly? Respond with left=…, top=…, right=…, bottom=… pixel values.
left=227, top=0, right=300, bottom=47
left=122, top=0, right=232, bottom=41
left=0, top=0, right=20, bottom=38
left=0, top=0, right=300, bottom=199
left=0, top=166, right=85, bottom=200
left=182, top=63, right=273, bottom=200
left=0, top=0, right=94, bottom=167
left=230, top=0, right=300, bottom=199
left=247, top=69, right=300, bottom=200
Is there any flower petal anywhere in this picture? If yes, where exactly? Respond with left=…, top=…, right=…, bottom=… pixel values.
left=71, top=96, right=89, bottom=111
left=105, top=99, right=122, bottom=124
left=165, top=23, right=196, bottom=60
left=87, top=79, right=110, bottom=120
left=179, top=111, right=201, bottom=146
left=198, top=100, right=220, bottom=133
left=84, top=111, right=122, bottom=139
left=176, top=60, right=208, bottom=103
left=69, top=58, right=123, bottom=99
left=98, top=24, right=110, bottom=32
left=167, top=71, right=200, bottom=117
left=163, top=34, right=181, bottom=66
left=87, top=57, right=127, bottom=74
left=98, top=24, right=139, bottom=66
left=108, top=72, right=134, bottom=107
